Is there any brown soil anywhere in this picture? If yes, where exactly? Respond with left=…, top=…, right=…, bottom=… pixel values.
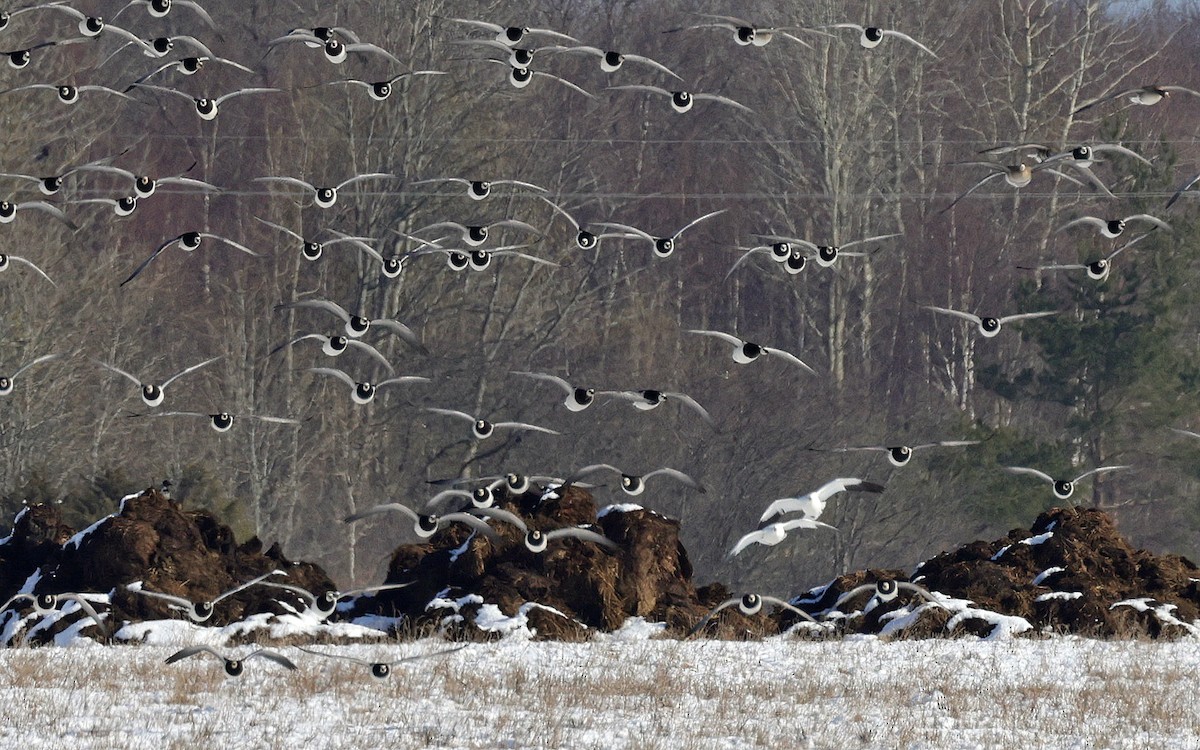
left=0, top=489, right=334, bottom=643
left=3, top=489, right=1198, bottom=641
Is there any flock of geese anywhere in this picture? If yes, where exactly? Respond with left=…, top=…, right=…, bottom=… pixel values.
left=1, top=1, right=1198, bottom=654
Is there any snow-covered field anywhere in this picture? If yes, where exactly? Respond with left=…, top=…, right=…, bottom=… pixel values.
left=2, top=625, right=1199, bottom=750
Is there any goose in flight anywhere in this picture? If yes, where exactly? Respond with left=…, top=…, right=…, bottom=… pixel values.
left=449, top=18, right=577, bottom=47
left=124, top=571, right=284, bottom=622
left=510, top=370, right=620, bottom=412
left=665, top=15, right=828, bottom=49
left=96, top=356, right=222, bottom=407
left=758, top=478, right=885, bottom=523
left=278, top=298, right=426, bottom=353
left=923, top=306, right=1059, bottom=338
left=606, top=84, right=751, bottom=114
left=685, top=329, right=815, bottom=374
left=259, top=581, right=412, bottom=622
left=1056, top=213, right=1170, bottom=238
left=424, top=407, right=560, bottom=440
left=688, top=593, right=817, bottom=637
left=728, top=517, right=837, bottom=557
left=1003, top=464, right=1130, bottom=500
left=823, top=23, right=937, bottom=56
left=297, top=644, right=467, bottom=679
left=611, top=389, right=717, bottom=430
left=130, top=83, right=282, bottom=120
left=0, top=253, right=54, bottom=285
left=1020, top=233, right=1152, bottom=281
left=1074, top=85, right=1200, bottom=115
left=165, top=646, right=296, bottom=676
left=120, top=231, right=259, bottom=286
left=307, top=367, right=430, bottom=405
left=833, top=579, right=942, bottom=613
left=0, top=353, right=63, bottom=396
left=561, top=463, right=706, bottom=496
left=821, top=440, right=979, bottom=467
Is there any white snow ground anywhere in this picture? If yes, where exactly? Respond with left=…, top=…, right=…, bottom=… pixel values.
left=2, top=625, right=1199, bottom=749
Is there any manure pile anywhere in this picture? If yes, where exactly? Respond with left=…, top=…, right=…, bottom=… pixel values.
left=2, top=485, right=1197, bottom=643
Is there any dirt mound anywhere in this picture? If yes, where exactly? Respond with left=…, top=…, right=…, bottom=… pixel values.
left=0, top=504, right=74, bottom=596
left=344, top=494, right=1200, bottom=640
left=4, top=488, right=1199, bottom=642
left=349, top=487, right=711, bottom=638
left=804, top=507, right=1200, bottom=638
left=0, top=489, right=335, bottom=642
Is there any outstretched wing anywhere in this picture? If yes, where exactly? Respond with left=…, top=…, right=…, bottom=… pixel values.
left=161, top=355, right=222, bottom=388
left=120, top=235, right=182, bottom=286
left=685, top=329, right=745, bottom=347
left=1003, top=466, right=1056, bottom=484
left=308, top=366, right=358, bottom=389
left=245, top=649, right=298, bottom=670
left=923, top=305, right=982, bottom=325
left=759, top=595, right=817, bottom=623
left=96, top=360, right=142, bottom=387
left=1072, top=465, right=1131, bottom=483
left=643, top=467, right=706, bottom=492
left=544, top=526, right=618, bottom=550
left=686, top=597, right=741, bottom=636
left=345, top=503, right=420, bottom=524
left=283, top=299, right=352, bottom=323
left=672, top=209, right=726, bottom=239
left=165, top=644, right=222, bottom=664
left=212, top=570, right=285, bottom=604
left=12, top=352, right=63, bottom=380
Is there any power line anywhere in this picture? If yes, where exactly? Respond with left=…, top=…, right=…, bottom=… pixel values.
left=1, top=132, right=1198, bottom=148
left=32, top=189, right=1194, bottom=201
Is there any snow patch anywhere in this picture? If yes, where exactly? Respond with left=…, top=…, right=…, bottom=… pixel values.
left=426, top=592, right=483, bottom=613
left=63, top=493, right=138, bottom=550
left=1036, top=591, right=1082, bottom=602
left=470, top=602, right=528, bottom=638
left=448, top=533, right=476, bottom=562
left=945, top=607, right=1034, bottom=639
left=1033, top=567, right=1066, bottom=585
left=115, top=619, right=219, bottom=646
left=21, top=595, right=110, bottom=647
left=426, top=592, right=482, bottom=629
left=115, top=614, right=394, bottom=646
left=473, top=601, right=581, bottom=639
left=267, top=614, right=389, bottom=640
left=992, top=532, right=1053, bottom=561
left=349, top=614, right=405, bottom=633
left=18, top=568, right=42, bottom=595
left=597, top=503, right=644, bottom=518
left=1021, top=531, right=1054, bottom=546
left=1111, top=599, right=1200, bottom=635
left=0, top=506, right=28, bottom=546
left=0, top=608, right=36, bottom=645
left=600, top=617, right=666, bottom=641
left=0, top=638, right=1195, bottom=747
left=778, top=619, right=838, bottom=638
left=793, top=579, right=835, bottom=605
left=878, top=604, right=938, bottom=637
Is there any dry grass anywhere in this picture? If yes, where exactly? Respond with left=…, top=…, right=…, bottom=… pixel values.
left=1, top=638, right=1199, bottom=748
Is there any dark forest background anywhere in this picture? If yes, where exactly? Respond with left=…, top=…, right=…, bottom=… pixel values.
left=3, top=0, right=1200, bottom=598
